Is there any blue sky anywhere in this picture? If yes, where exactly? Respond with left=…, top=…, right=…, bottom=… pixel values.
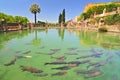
left=0, top=0, right=111, bottom=23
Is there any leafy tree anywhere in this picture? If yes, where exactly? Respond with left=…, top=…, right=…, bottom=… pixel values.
left=30, top=3, right=41, bottom=25
left=37, top=21, right=45, bottom=27
left=0, top=12, right=29, bottom=27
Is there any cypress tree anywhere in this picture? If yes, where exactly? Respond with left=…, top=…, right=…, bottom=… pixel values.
left=62, top=9, right=65, bottom=23
left=58, top=13, right=62, bottom=24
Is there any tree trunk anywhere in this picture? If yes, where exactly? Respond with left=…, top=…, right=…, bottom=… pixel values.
left=34, top=13, right=36, bottom=27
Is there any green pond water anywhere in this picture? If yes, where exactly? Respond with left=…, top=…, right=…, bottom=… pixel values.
left=0, top=28, right=120, bottom=80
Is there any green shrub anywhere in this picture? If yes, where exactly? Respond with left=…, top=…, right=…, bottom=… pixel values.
left=104, top=14, right=120, bottom=25
left=85, top=2, right=120, bottom=18
left=98, top=26, right=108, bottom=32
left=78, top=13, right=90, bottom=21
left=90, top=17, right=100, bottom=24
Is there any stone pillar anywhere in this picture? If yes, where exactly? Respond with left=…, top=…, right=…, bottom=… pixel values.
left=45, top=20, right=48, bottom=28
left=1, top=19, right=7, bottom=31
left=99, top=18, right=105, bottom=26
left=103, top=8, right=106, bottom=16
left=117, top=7, right=120, bottom=14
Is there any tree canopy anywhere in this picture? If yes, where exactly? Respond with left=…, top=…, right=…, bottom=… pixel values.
left=58, top=9, right=66, bottom=24
left=0, top=12, right=29, bottom=27
left=30, top=3, right=41, bottom=24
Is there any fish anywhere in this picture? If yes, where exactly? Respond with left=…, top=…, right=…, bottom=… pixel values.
left=75, top=67, right=100, bottom=74
left=90, top=53, right=102, bottom=58
left=51, top=66, right=70, bottom=70
left=20, top=66, right=43, bottom=73
left=94, top=62, right=107, bottom=67
left=44, top=61, right=67, bottom=65
left=87, top=61, right=106, bottom=69
left=67, top=60, right=89, bottom=66
left=16, top=55, right=32, bottom=59
left=22, top=50, right=31, bottom=54
left=76, top=52, right=102, bottom=59
left=90, top=49, right=103, bottom=55
left=66, top=52, right=78, bottom=55
left=87, top=62, right=100, bottom=69
left=84, top=71, right=103, bottom=78
left=50, top=48, right=61, bottom=52
left=52, top=71, right=67, bottom=76
left=4, top=57, right=17, bottom=66
left=76, top=55, right=91, bottom=59
left=16, top=56, right=25, bottom=59
left=51, top=56, right=66, bottom=60
left=24, top=56, right=32, bottom=58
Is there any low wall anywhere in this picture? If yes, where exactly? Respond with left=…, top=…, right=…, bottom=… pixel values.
left=107, top=25, right=120, bottom=32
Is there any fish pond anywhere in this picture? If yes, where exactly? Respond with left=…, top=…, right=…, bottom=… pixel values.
left=0, top=28, right=120, bottom=80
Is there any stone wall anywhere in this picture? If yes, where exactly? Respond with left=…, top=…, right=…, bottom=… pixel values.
left=108, top=25, right=120, bottom=32
left=84, top=2, right=120, bottom=13
left=94, top=7, right=120, bottom=18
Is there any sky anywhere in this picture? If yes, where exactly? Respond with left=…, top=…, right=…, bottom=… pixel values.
left=0, top=0, right=111, bottom=23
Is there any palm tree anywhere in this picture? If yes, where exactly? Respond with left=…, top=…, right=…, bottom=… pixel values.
left=30, top=3, right=41, bottom=26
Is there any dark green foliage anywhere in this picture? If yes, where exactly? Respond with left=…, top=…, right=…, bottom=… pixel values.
left=80, top=2, right=120, bottom=20
left=87, top=3, right=120, bottom=15
left=62, top=9, right=65, bottom=23
left=90, top=17, right=100, bottom=24
left=48, top=23, right=57, bottom=27
left=37, top=21, right=45, bottom=27
left=78, top=13, right=90, bottom=21
left=58, top=13, right=62, bottom=24
left=0, top=12, right=29, bottom=26
left=105, top=3, right=118, bottom=12
left=104, top=14, right=120, bottom=25
left=58, top=9, right=66, bottom=25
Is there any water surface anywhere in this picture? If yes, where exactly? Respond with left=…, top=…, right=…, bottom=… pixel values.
left=0, top=29, right=120, bottom=80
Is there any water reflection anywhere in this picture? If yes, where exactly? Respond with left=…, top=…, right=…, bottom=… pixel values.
left=32, top=30, right=41, bottom=46
left=66, top=29, right=120, bottom=50
left=0, top=29, right=120, bottom=50
left=58, top=28, right=65, bottom=40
